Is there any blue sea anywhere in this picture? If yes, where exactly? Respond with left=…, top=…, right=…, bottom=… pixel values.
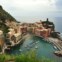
left=49, top=17, right=62, bottom=33
left=6, top=17, right=62, bottom=62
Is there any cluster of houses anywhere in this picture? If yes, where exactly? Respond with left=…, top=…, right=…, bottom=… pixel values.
left=5, top=20, right=27, bottom=46
left=32, top=22, right=51, bottom=38
left=0, top=20, right=27, bottom=53
left=0, top=19, right=54, bottom=53
left=22, top=20, right=54, bottom=38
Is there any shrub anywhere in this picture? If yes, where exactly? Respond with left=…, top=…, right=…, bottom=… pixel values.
left=0, top=51, right=54, bottom=62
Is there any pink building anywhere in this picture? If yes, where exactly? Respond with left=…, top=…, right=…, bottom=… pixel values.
left=20, top=26, right=27, bottom=34
left=35, top=28, right=51, bottom=38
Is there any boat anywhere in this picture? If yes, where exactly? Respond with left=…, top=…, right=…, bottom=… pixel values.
left=19, top=49, right=22, bottom=52
left=36, top=41, right=39, bottom=44
left=53, top=46, right=57, bottom=49
left=35, top=46, right=38, bottom=49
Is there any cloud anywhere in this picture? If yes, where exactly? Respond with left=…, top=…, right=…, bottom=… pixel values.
left=1, top=0, right=56, bottom=10
left=0, top=0, right=62, bottom=22
left=56, top=0, right=62, bottom=6
left=55, top=0, right=62, bottom=9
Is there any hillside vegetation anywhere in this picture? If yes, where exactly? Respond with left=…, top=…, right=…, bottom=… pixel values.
left=0, top=5, right=16, bottom=34
left=0, top=5, right=16, bottom=22
left=0, top=50, right=54, bottom=62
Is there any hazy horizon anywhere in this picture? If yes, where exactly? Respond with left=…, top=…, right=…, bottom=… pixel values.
left=0, top=0, right=62, bottom=22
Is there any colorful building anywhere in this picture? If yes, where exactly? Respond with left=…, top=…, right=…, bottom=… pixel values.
left=19, top=26, right=27, bottom=34
left=11, top=33, right=22, bottom=43
left=35, top=28, right=51, bottom=38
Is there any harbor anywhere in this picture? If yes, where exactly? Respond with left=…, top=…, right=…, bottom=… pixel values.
left=0, top=16, right=62, bottom=62
left=6, top=34, right=62, bottom=62
left=44, top=37, right=62, bottom=57
left=0, top=1, right=62, bottom=62
left=46, top=37, right=62, bottom=50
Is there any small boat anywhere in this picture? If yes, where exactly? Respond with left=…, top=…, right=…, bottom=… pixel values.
left=53, top=46, right=57, bottom=49
left=19, top=49, right=22, bottom=52
left=35, top=46, right=38, bottom=49
left=36, top=41, right=39, bottom=44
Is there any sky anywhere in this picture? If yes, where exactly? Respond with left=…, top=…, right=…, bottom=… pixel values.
left=0, top=0, right=62, bottom=22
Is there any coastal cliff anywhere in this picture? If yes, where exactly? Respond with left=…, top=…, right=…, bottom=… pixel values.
left=0, top=5, right=17, bottom=34
left=0, top=5, right=16, bottom=22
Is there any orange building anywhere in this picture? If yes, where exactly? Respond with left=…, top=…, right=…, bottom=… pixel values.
left=35, top=28, right=51, bottom=38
